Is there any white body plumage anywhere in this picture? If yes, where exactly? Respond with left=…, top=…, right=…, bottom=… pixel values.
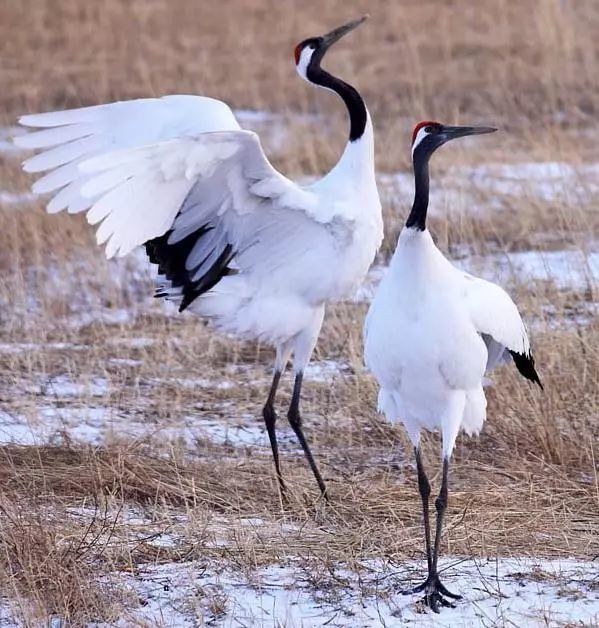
left=364, top=227, right=531, bottom=458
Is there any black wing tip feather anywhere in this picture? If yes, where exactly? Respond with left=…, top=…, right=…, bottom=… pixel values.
left=509, top=350, right=544, bottom=390
left=145, top=228, right=235, bottom=312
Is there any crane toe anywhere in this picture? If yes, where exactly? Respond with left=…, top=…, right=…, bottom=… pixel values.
left=405, top=573, right=462, bottom=612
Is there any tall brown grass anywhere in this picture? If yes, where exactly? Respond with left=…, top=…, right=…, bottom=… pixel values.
left=0, top=0, right=597, bottom=624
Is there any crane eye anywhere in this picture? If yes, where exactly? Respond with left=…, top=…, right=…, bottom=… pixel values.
left=424, top=125, right=435, bottom=133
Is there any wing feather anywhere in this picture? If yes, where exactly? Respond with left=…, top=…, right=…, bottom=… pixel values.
left=464, top=274, right=529, bottom=354
left=15, top=95, right=240, bottom=214
left=464, top=273, right=542, bottom=387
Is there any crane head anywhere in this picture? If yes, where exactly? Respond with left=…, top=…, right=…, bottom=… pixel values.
left=294, top=15, right=368, bottom=81
left=411, top=121, right=497, bottom=160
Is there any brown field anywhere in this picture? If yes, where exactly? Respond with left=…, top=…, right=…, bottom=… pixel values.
left=0, top=0, right=597, bottom=625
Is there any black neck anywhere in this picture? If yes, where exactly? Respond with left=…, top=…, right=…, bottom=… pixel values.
left=405, top=149, right=430, bottom=231
left=307, top=64, right=367, bottom=142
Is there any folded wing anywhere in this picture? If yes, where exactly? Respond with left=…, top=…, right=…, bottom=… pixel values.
left=463, top=273, right=542, bottom=387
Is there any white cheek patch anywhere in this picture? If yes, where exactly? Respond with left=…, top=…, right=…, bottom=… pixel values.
left=411, top=127, right=430, bottom=157
left=296, top=47, right=315, bottom=82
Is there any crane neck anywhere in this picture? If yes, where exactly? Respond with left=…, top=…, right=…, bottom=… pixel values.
left=306, top=65, right=367, bottom=143
left=405, top=150, right=430, bottom=231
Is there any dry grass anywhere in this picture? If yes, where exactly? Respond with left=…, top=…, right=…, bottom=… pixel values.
left=0, top=0, right=597, bottom=624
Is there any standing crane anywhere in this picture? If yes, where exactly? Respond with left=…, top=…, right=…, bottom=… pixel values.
left=15, top=16, right=382, bottom=501
left=363, top=121, right=542, bottom=611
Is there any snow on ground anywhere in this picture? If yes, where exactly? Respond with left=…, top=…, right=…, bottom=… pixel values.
left=94, top=556, right=599, bottom=627
left=455, top=247, right=599, bottom=291
left=28, top=374, right=110, bottom=397
left=378, top=160, right=599, bottom=214
left=1, top=555, right=596, bottom=626
left=0, top=404, right=272, bottom=449
left=0, top=402, right=277, bottom=450
left=0, top=357, right=350, bottom=450
left=0, top=602, right=19, bottom=628
left=469, top=161, right=599, bottom=203
left=357, top=247, right=598, bottom=303
left=0, top=341, right=91, bottom=354
left=303, top=359, right=351, bottom=383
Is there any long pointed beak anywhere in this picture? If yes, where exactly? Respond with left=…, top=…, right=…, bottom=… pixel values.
left=321, top=15, right=369, bottom=49
left=441, top=125, right=498, bottom=140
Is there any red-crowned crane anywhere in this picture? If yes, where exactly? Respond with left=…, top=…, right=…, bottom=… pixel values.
left=363, top=122, right=542, bottom=611
left=15, top=16, right=382, bottom=501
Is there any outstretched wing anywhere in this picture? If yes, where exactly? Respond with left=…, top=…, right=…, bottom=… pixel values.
left=15, top=95, right=240, bottom=214
left=463, top=273, right=543, bottom=388
left=17, top=99, right=355, bottom=312
left=75, top=129, right=322, bottom=255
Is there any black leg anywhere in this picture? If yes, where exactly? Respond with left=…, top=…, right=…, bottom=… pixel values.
left=262, top=370, right=287, bottom=499
left=415, top=446, right=433, bottom=572
left=287, top=372, right=328, bottom=499
left=406, top=454, right=462, bottom=612
left=432, top=457, right=449, bottom=574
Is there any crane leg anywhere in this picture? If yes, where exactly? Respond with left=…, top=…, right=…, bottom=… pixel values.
left=287, top=372, right=328, bottom=500
left=415, top=446, right=433, bottom=572
left=262, top=370, right=287, bottom=499
left=405, top=455, right=462, bottom=612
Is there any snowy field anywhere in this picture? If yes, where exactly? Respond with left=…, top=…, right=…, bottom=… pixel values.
left=76, top=557, right=598, bottom=627
left=0, top=109, right=597, bottom=626
left=2, top=554, right=597, bottom=626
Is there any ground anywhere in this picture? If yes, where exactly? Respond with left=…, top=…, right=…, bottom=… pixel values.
left=0, top=1, right=598, bottom=626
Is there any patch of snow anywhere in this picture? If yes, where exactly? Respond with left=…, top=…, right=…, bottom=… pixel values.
left=234, top=109, right=323, bottom=127
left=360, top=246, right=598, bottom=308
left=234, top=108, right=329, bottom=154
left=469, top=161, right=599, bottom=203
left=173, top=378, right=235, bottom=391
left=0, top=599, right=20, bottom=627
left=185, top=414, right=283, bottom=448
left=67, top=308, right=133, bottom=329
left=0, top=410, right=54, bottom=445
left=0, top=357, right=359, bottom=449
left=145, top=533, right=179, bottom=549
left=107, top=357, right=143, bottom=366
left=0, top=342, right=91, bottom=354
left=14, top=251, right=160, bottom=330
left=28, top=375, right=110, bottom=398
left=303, top=359, right=350, bottom=383
left=0, top=356, right=361, bottom=450
left=542, top=301, right=599, bottom=328
left=378, top=160, right=599, bottom=216
left=0, top=400, right=287, bottom=450
left=457, top=248, right=599, bottom=290
left=107, top=336, right=156, bottom=348
left=234, top=109, right=279, bottom=124
left=0, top=406, right=117, bottom=446
left=95, top=556, right=599, bottom=627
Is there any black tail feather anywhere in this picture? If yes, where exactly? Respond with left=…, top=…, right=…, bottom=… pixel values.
left=145, top=227, right=235, bottom=312
left=509, top=350, right=543, bottom=390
